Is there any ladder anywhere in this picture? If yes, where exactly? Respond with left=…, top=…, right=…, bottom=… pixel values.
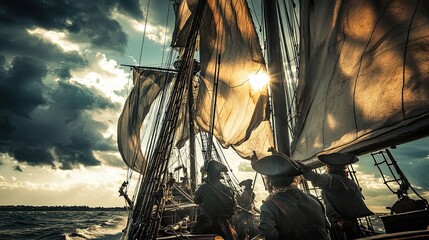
left=370, top=148, right=428, bottom=213
left=371, top=149, right=415, bottom=198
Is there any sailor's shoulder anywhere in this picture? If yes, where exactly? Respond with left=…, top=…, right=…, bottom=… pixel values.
left=214, top=181, right=231, bottom=190
left=195, top=182, right=209, bottom=191
left=265, top=191, right=284, bottom=202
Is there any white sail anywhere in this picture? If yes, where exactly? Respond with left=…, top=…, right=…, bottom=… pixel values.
left=171, top=0, right=274, bottom=160
left=171, top=0, right=198, bottom=48
left=292, top=0, right=429, bottom=161
left=195, top=0, right=274, bottom=159
left=117, top=69, right=175, bottom=173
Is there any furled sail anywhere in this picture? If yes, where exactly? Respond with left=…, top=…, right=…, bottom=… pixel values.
left=292, top=0, right=429, bottom=161
left=117, top=69, right=175, bottom=173
left=172, top=0, right=274, bottom=160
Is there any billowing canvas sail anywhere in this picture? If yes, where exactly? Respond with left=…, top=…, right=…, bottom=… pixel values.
left=292, top=0, right=429, bottom=161
left=171, top=0, right=198, bottom=48
left=170, top=0, right=274, bottom=159
left=195, top=0, right=274, bottom=159
left=117, top=69, right=175, bottom=173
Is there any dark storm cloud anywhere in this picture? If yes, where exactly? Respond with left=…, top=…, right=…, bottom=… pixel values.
left=0, top=0, right=143, bottom=52
left=0, top=60, right=119, bottom=168
left=0, top=27, right=86, bottom=66
left=0, top=0, right=140, bottom=169
left=0, top=56, right=46, bottom=118
left=118, top=0, right=144, bottom=20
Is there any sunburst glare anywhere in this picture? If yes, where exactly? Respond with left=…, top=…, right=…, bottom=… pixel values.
left=249, top=72, right=269, bottom=91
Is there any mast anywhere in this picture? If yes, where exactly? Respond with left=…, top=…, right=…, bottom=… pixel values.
left=263, top=0, right=290, bottom=156
left=188, top=66, right=196, bottom=193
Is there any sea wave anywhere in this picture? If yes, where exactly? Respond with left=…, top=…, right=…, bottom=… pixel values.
left=0, top=210, right=127, bottom=240
left=64, top=215, right=126, bottom=240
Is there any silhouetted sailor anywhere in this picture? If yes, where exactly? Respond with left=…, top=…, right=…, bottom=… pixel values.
left=299, top=153, right=374, bottom=240
left=235, top=179, right=258, bottom=240
left=192, top=160, right=238, bottom=239
left=252, top=152, right=330, bottom=240
left=237, top=179, right=256, bottom=211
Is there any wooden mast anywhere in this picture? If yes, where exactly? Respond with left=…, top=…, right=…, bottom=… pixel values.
left=263, top=0, right=290, bottom=156
left=188, top=66, right=197, bottom=193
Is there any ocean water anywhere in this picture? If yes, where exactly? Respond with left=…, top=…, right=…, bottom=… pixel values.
left=0, top=211, right=127, bottom=240
left=0, top=210, right=387, bottom=239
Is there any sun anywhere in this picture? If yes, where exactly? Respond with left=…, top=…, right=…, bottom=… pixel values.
left=249, top=72, right=269, bottom=91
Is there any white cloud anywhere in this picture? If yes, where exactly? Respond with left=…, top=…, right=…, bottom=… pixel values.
left=93, top=150, right=123, bottom=167
left=0, top=155, right=131, bottom=206
left=27, top=28, right=82, bottom=53
left=134, top=23, right=171, bottom=45
left=69, top=52, right=131, bottom=103
left=0, top=166, right=124, bottom=192
left=66, top=51, right=132, bottom=142
left=112, top=11, right=172, bottom=46
left=356, top=172, right=386, bottom=190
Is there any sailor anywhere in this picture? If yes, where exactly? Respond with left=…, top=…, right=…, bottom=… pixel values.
left=192, top=160, right=238, bottom=239
left=298, top=153, right=374, bottom=240
left=235, top=179, right=258, bottom=240
left=252, top=152, right=330, bottom=240
left=237, top=179, right=256, bottom=211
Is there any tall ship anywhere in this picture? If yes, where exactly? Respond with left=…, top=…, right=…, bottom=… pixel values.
left=117, top=0, right=429, bottom=239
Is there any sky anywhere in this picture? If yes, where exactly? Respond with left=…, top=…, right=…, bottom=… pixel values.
left=0, top=0, right=428, bottom=212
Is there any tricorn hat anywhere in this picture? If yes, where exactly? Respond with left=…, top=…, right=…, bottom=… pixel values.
left=318, top=153, right=359, bottom=166
left=252, top=153, right=303, bottom=176
left=239, top=179, right=253, bottom=187
left=205, top=160, right=228, bottom=173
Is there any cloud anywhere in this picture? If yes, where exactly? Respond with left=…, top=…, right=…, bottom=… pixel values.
left=0, top=56, right=47, bottom=118
left=0, top=55, right=122, bottom=169
left=0, top=162, right=130, bottom=207
left=0, top=57, right=121, bottom=169
left=0, top=0, right=144, bottom=170
left=116, top=0, right=144, bottom=21
left=0, top=0, right=143, bottom=53
left=237, top=160, right=254, bottom=172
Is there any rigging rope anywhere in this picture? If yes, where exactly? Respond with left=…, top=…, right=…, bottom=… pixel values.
left=138, top=0, right=152, bottom=66
left=128, top=0, right=208, bottom=238
left=161, top=1, right=172, bottom=66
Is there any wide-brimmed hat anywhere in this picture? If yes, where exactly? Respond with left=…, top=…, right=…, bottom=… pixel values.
left=318, top=153, right=359, bottom=166
left=239, top=179, right=253, bottom=187
left=205, top=160, right=228, bottom=173
left=252, top=153, right=303, bottom=176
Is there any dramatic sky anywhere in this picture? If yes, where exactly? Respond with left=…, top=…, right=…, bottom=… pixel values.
left=0, top=0, right=174, bottom=207
left=0, top=0, right=428, bottom=212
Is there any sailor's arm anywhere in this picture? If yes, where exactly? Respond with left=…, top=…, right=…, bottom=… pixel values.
left=297, top=162, right=332, bottom=188
left=303, top=170, right=332, bottom=188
